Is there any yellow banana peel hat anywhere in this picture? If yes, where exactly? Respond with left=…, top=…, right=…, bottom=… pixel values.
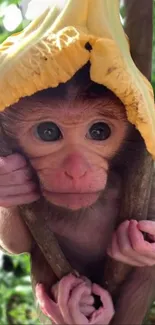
left=0, top=0, right=155, bottom=158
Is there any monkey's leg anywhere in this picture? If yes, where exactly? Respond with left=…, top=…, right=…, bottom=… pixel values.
left=111, top=266, right=155, bottom=325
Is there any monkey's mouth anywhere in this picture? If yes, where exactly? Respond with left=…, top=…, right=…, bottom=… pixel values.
left=42, top=190, right=101, bottom=210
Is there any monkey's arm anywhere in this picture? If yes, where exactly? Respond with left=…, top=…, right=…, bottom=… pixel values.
left=111, top=171, right=155, bottom=325
left=111, top=266, right=155, bottom=325
left=0, top=206, right=33, bottom=254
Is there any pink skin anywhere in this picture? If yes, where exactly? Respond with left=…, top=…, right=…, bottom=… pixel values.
left=0, top=153, right=40, bottom=207
left=107, top=220, right=155, bottom=266
left=1, top=153, right=155, bottom=267
left=31, top=152, right=108, bottom=210
left=36, top=274, right=114, bottom=325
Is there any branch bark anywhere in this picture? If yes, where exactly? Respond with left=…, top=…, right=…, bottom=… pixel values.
left=124, top=0, right=153, bottom=80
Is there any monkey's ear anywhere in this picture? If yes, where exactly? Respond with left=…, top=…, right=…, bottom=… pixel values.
left=0, top=0, right=155, bottom=158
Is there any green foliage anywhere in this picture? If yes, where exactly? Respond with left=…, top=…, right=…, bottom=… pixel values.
left=0, top=0, right=30, bottom=43
left=0, top=0, right=21, bottom=4
left=0, top=254, right=39, bottom=324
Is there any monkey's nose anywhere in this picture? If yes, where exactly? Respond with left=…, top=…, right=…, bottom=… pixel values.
left=65, top=169, right=87, bottom=180
left=63, top=154, right=89, bottom=180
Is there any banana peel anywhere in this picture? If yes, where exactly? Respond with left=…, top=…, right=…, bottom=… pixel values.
left=0, top=0, right=155, bottom=158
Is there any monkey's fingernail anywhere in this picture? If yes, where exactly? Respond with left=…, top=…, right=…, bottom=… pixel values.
left=36, top=283, right=42, bottom=291
left=130, top=219, right=138, bottom=225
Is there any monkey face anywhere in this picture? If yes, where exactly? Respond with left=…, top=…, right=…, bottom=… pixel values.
left=0, top=64, right=129, bottom=210
left=6, top=94, right=128, bottom=210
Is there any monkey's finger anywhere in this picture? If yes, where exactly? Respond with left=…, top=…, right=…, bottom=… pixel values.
left=116, top=220, right=145, bottom=261
left=52, top=274, right=83, bottom=303
left=0, top=182, right=37, bottom=196
left=128, top=220, right=144, bottom=243
left=90, top=284, right=115, bottom=324
left=80, top=277, right=94, bottom=305
left=138, top=220, right=155, bottom=237
left=116, top=220, right=137, bottom=254
left=0, top=167, right=33, bottom=186
left=68, top=283, right=90, bottom=324
left=89, top=307, right=105, bottom=324
left=115, top=221, right=155, bottom=265
left=0, top=192, right=40, bottom=207
left=92, top=284, right=114, bottom=313
left=107, top=232, right=145, bottom=266
left=108, top=249, right=146, bottom=266
left=128, top=221, right=155, bottom=262
left=0, top=154, right=27, bottom=174
left=90, top=306, right=115, bottom=325
left=80, top=276, right=92, bottom=288
left=81, top=294, right=94, bottom=305
left=58, top=274, right=84, bottom=324
left=51, top=283, right=59, bottom=302
left=107, top=221, right=129, bottom=256
left=36, top=284, right=63, bottom=324
left=80, top=305, right=95, bottom=316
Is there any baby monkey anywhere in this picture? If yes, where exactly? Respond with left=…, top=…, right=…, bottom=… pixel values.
left=0, top=64, right=155, bottom=324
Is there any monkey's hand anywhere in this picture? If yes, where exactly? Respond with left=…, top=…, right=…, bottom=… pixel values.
left=36, top=273, right=114, bottom=325
left=107, top=220, right=155, bottom=267
left=0, top=153, right=40, bottom=207
left=0, top=153, right=38, bottom=254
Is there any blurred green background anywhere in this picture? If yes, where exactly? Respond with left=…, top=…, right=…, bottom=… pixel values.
left=0, top=0, right=155, bottom=324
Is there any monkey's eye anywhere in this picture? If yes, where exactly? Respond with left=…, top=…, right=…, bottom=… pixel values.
left=36, top=122, right=62, bottom=142
left=88, top=122, right=111, bottom=141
